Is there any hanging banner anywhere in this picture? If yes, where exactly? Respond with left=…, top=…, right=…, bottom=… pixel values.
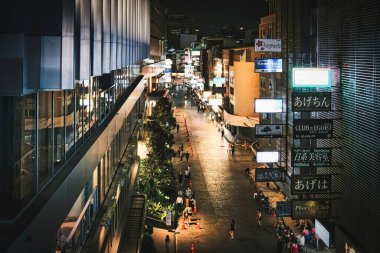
left=293, top=119, right=333, bottom=139
left=276, top=201, right=292, bottom=217
left=292, top=148, right=332, bottom=167
left=291, top=174, right=332, bottom=194
left=255, top=168, right=285, bottom=182
left=255, top=124, right=285, bottom=138
left=292, top=92, right=331, bottom=112
left=292, top=199, right=332, bottom=219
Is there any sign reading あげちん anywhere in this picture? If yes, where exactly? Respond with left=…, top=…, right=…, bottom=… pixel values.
left=292, top=92, right=331, bottom=112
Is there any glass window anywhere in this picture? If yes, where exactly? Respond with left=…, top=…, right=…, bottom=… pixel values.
left=38, top=92, right=53, bottom=188
left=75, top=83, right=83, bottom=145
left=0, top=94, right=37, bottom=218
left=82, top=80, right=91, bottom=139
left=65, top=90, right=75, bottom=158
left=90, top=77, right=98, bottom=131
left=53, top=91, right=65, bottom=170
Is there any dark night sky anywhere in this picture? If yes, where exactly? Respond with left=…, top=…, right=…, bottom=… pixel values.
left=161, top=0, right=268, bottom=34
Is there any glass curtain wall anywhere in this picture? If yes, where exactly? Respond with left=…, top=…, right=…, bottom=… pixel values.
left=38, top=92, right=53, bottom=188
left=54, top=91, right=65, bottom=170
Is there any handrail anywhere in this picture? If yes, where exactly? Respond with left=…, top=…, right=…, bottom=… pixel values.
left=65, top=187, right=98, bottom=244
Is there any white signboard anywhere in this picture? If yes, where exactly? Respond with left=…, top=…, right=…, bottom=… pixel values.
left=208, top=99, right=222, bottom=106
left=257, top=152, right=279, bottom=163
left=254, top=99, right=283, bottom=113
left=165, top=210, right=172, bottom=226
left=292, top=68, right=332, bottom=88
left=315, top=219, right=330, bottom=247
left=255, top=39, right=281, bottom=52
left=191, top=50, right=200, bottom=56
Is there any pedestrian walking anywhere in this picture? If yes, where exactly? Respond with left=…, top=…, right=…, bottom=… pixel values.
left=178, top=171, right=183, bottom=186
left=186, top=187, right=192, bottom=199
left=189, top=180, right=192, bottom=189
left=231, top=144, right=235, bottom=156
left=180, top=150, right=184, bottom=161
left=185, top=151, right=190, bottom=162
left=221, top=127, right=224, bottom=137
left=245, top=167, right=250, bottom=176
left=180, top=143, right=184, bottom=151
left=176, top=124, right=179, bottom=133
left=176, top=195, right=183, bottom=212
left=230, top=219, right=235, bottom=239
left=257, top=210, right=262, bottom=227
left=165, top=234, right=170, bottom=253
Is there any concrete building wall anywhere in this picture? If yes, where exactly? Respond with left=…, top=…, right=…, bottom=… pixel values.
left=233, top=61, right=260, bottom=117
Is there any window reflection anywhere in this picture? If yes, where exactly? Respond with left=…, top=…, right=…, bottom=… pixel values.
left=54, top=91, right=65, bottom=170
left=65, top=90, right=75, bottom=157
left=38, top=92, right=53, bottom=188
left=76, top=83, right=83, bottom=145
left=0, top=94, right=37, bottom=217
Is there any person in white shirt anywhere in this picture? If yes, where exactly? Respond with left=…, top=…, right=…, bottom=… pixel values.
left=176, top=195, right=183, bottom=211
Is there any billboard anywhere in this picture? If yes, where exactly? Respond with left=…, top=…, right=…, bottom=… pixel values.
left=291, top=174, right=332, bottom=195
left=256, top=152, right=279, bottom=163
left=276, top=201, right=292, bottom=217
left=292, top=92, right=331, bottom=112
left=254, top=99, right=283, bottom=113
left=293, top=119, right=333, bottom=139
left=292, top=68, right=332, bottom=88
left=316, top=219, right=330, bottom=247
left=292, top=200, right=332, bottom=219
left=255, top=59, right=283, bottom=73
left=255, top=39, right=281, bottom=52
left=255, top=124, right=285, bottom=138
left=212, top=77, right=226, bottom=85
left=255, top=168, right=285, bottom=182
left=191, top=50, right=201, bottom=56
left=292, top=148, right=332, bottom=167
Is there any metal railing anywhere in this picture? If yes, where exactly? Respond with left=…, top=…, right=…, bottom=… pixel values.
left=61, top=187, right=99, bottom=253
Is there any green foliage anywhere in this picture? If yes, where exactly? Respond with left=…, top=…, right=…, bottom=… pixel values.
left=137, top=96, right=177, bottom=221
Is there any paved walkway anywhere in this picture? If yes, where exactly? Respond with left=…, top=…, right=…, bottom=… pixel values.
left=150, top=82, right=333, bottom=253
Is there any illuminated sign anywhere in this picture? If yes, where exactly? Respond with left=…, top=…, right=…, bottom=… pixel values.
left=293, top=119, right=333, bottom=139
left=254, top=99, right=283, bottom=113
left=255, top=59, right=283, bottom=73
left=292, top=148, right=332, bottom=167
left=292, top=200, right=332, bottom=219
left=256, top=152, right=279, bottom=163
left=292, top=68, right=332, bottom=88
left=292, top=92, right=331, bottom=112
left=291, top=174, right=332, bottom=194
left=276, top=201, right=292, bottom=217
left=255, top=168, right=285, bottom=182
left=212, top=77, right=226, bottom=85
left=191, top=50, right=200, bottom=56
left=255, top=39, right=281, bottom=52
left=255, top=124, right=285, bottom=138
left=316, top=219, right=330, bottom=247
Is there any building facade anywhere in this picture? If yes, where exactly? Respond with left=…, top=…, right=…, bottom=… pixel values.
left=0, top=0, right=157, bottom=252
left=259, top=1, right=380, bottom=252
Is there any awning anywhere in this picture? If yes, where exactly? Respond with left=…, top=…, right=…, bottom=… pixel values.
left=223, top=110, right=259, bottom=127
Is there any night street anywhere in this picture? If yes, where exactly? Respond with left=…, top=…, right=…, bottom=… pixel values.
left=171, top=82, right=277, bottom=253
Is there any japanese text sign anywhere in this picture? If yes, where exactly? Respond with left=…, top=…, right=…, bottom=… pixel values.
left=291, top=174, right=332, bottom=194
left=293, top=119, right=333, bottom=139
left=292, top=200, right=332, bottom=219
left=255, top=168, right=285, bottom=182
left=292, top=92, right=331, bottom=112
left=292, top=148, right=332, bottom=167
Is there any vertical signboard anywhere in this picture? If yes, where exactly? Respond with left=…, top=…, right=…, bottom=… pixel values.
left=292, top=92, right=331, bottom=112
left=276, top=201, right=292, bottom=217
left=165, top=210, right=172, bottom=226
left=291, top=174, right=332, bottom=194
left=293, top=119, right=333, bottom=139
left=255, top=168, right=285, bottom=182
left=292, top=148, right=332, bottom=167
left=254, top=39, right=282, bottom=52
left=292, top=199, right=332, bottom=219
